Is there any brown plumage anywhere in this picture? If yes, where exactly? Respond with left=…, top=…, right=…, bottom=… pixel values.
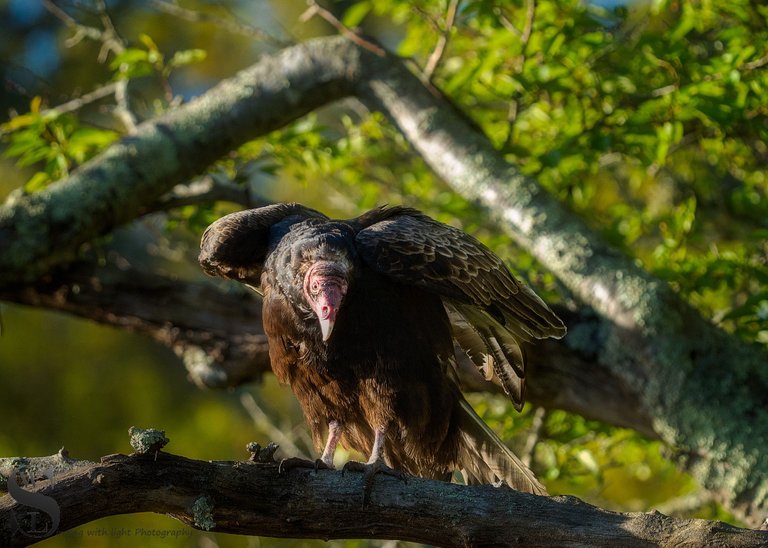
left=199, top=203, right=566, bottom=494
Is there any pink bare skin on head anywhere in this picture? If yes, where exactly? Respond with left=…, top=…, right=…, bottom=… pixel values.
left=304, top=261, right=349, bottom=341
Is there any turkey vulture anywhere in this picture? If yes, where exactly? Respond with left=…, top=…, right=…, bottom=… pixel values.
left=199, top=203, right=566, bottom=495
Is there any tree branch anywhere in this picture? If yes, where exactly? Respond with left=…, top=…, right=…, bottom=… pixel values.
left=355, top=40, right=768, bottom=526
left=422, top=0, right=460, bottom=81
left=0, top=37, right=360, bottom=282
left=148, top=175, right=270, bottom=213
left=299, top=0, right=387, bottom=57
left=0, top=259, right=270, bottom=390
left=150, top=0, right=290, bottom=47
left=1, top=447, right=765, bottom=548
left=42, top=82, right=119, bottom=116
left=0, top=259, right=655, bottom=437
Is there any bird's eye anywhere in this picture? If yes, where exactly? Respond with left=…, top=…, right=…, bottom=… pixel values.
left=311, top=281, right=320, bottom=293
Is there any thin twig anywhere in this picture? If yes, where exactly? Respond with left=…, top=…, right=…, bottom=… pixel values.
left=299, top=0, right=386, bottom=57
left=410, top=5, right=442, bottom=32
left=521, top=406, right=547, bottom=467
left=700, top=51, right=768, bottom=84
left=653, top=490, right=716, bottom=516
left=423, top=0, right=461, bottom=81
left=495, top=1, right=535, bottom=45
left=3, top=64, right=56, bottom=104
left=148, top=175, right=270, bottom=212
left=651, top=51, right=768, bottom=100
left=113, top=79, right=137, bottom=133
left=43, top=0, right=124, bottom=57
left=495, top=7, right=522, bottom=38
left=150, top=0, right=290, bottom=47
left=95, top=0, right=123, bottom=43
left=43, top=81, right=119, bottom=116
left=238, top=390, right=309, bottom=460
left=742, top=52, right=768, bottom=71
left=585, top=15, right=649, bottom=67
left=521, top=0, right=535, bottom=45
left=94, top=0, right=126, bottom=58
left=43, top=1, right=142, bottom=129
left=109, top=0, right=173, bottom=103
left=43, top=0, right=96, bottom=36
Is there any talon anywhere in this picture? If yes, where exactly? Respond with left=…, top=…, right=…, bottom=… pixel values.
left=279, top=456, right=331, bottom=475
left=341, top=458, right=407, bottom=506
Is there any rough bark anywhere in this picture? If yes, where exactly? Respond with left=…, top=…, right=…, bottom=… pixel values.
left=1, top=449, right=765, bottom=548
left=0, top=260, right=270, bottom=389
left=0, top=36, right=766, bottom=525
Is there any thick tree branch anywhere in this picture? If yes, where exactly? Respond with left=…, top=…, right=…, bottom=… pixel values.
left=355, top=42, right=768, bottom=526
left=0, top=260, right=269, bottom=390
left=1, top=36, right=767, bottom=525
left=0, top=259, right=654, bottom=437
left=0, top=37, right=360, bottom=283
left=1, top=448, right=765, bottom=548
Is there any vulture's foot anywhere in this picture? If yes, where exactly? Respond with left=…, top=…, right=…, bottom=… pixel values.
left=278, top=456, right=332, bottom=475
left=342, top=458, right=407, bottom=506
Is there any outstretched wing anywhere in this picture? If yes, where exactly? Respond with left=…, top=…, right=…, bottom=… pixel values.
left=353, top=206, right=566, bottom=409
left=199, top=202, right=327, bottom=286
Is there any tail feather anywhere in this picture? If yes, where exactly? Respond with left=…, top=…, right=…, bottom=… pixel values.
left=457, top=399, right=547, bottom=495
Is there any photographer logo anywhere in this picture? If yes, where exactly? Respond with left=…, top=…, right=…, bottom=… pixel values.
left=5, top=468, right=60, bottom=540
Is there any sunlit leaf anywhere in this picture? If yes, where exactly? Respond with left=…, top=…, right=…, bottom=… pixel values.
left=169, top=49, right=207, bottom=68
left=342, top=1, right=372, bottom=27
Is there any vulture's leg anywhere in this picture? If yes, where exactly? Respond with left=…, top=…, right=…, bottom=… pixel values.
left=320, top=420, right=342, bottom=468
left=367, top=426, right=386, bottom=464
left=279, top=421, right=340, bottom=474
left=342, top=427, right=406, bottom=506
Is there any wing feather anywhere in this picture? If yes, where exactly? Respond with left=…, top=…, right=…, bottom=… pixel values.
left=450, top=303, right=527, bottom=409
left=353, top=206, right=566, bottom=340
left=353, top=206, right=566, bottom=408
left=199, top=203, right=326, bottom=284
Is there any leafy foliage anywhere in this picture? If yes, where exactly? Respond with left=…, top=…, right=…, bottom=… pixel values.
left=110, top=33, right=206, bottom=81
left=0, top=97, right=118, bottom=190
left=1, top=28, right=206, bottom=192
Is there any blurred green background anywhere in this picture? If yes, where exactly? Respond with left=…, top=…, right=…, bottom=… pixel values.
left=1, top=0, right=766, bottom=545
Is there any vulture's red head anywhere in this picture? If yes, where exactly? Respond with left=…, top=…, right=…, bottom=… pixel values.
left=303, top=259, right=349, bottom=341
left=266, top=219, right=356, bottom=343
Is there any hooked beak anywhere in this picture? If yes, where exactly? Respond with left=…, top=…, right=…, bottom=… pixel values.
left=315, top=288, right=342, bottom=341
left=304, top=262, right=348, bottom=342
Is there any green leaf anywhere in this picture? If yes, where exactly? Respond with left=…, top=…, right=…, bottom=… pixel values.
left=169, top=49, right=207, bottom=68
left=30, top=95, right=42, bottom=113
left=1, top=113, right=40, bottom=132
left=722, top=292, right=768, bottom=321
left=110, top=48, right=150, bottom=70
left=138, top=33, right=162, bottom=64
left=67, top=127, right=119, bottom=163
left=16, top=145, right=52, bottom=167
left=342, top=1, right=372, bottom=28
left=110, top=48, right=155, bottom=79
left=3, top=130, right=45, bottom=158
left=24, top=171, right=52, bottom=192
